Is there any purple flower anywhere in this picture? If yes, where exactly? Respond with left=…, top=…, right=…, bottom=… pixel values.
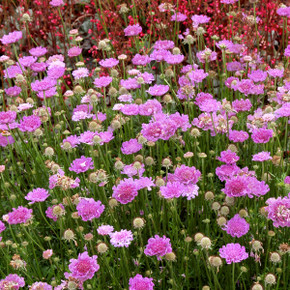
left=232, top=99, right=252, bottom=112
left=0, top=274, right=25, bottom=289
left=68, top=46, right=82, bottom=57
left=144, top=235, right=172, bottom=260
left=0, top=135, right=15, bottom=147
left=99, top=58, right=119, bottom=68
left=47, top=66, right=65, bottom=79
left=7, top=206, right=33, bottom=224
left=0, top=31, right=22, bottom=45
left=120, top=104, right=139, bottom=115
left=25, top=188, right=50, bottom=204
left=191, top=14, right=210, bottom=28
left=196, top=48, right=217, bottom=63
left=227, top=61, right=243, bottom=72
left=147, top=84, right=169, bottom=96
left=284, top=44, right=290, bottom=57
left=120, top=78, right=141, bottom=90
left=160, top=182, right=185, bottom=199
left=18, top=56, right=37, bottom=68
left=31, top=62, right=47, bottom=72
left=4, top=65, right=23, bottom=79
left=45, top=204, right=65, bottom=221
left=150, top=49, right=172, bottom=62
left=110, top=229, right=133, bottom=247
left=219, top=243, right=249, bottom=264
left=129, top=274, right=154, bottom=290
left=29, top=46, right=48, bottom=57
left=94, top=76, right=112, bottom=88
left=223, top=214, right=250, bottom=238
left=31, top=77, right=57, bottom=92
left=165, top=53, right=185, bottom=65
left=268, top=68, right=284, bottom=78
left=4, top=85, right=22, bottom=97
left=248, top=69, right=267, bottom=82
left=284, top=176, right=290, bottom=184
left=265, top=194, right=290, bottom=227
left=0, top=110, right=17, bottom=124
left=188, top=69, right=208, bottom=84
left=251, top=128, right=273, bottom=143
left=139, top=99, right=162, bottom=116
left=132, top=54, right=151, bottom=66
left=217, top=150, right=240, bottom=164
left=68, top=252, right=99, bottom=281
left=222, top=175, right=250, bottom=197
left=112, top=178, right=138, bottom=204
left=124, top=24, right=142, bottom=36
left=198, top=99, right=222, bottom=113
left=0, top=221, right=6, bottom=234
left=252, top=151, right=272, bottom=162
left=171, top=12, right=187, bottom=22
left=121, top=139, right=143, bottom=155
left=72, top=68, right=89, bottom=80
left=29, top=282, right=52, bottom=290
left=49, top=0, right=64, bottom=7
left=221, top=0, right=238, bottom=4
left=216, top=164, right=241, bottom=182
left=97, top=225, right=114, bottom=236
left=229, top=130, right=249, bottom=143
left=174, top=165, right=201, bottom=184
left=275, top=103, right=290, bottom=118
left=153, top=40, right=175, bottom=50
left=62, top=135, right=80, bottom=148
left=69, top=156, right=94, bottom=174
left=76, top=198, right=105, bottom=221
left=18, top=115, right=42, bottom=132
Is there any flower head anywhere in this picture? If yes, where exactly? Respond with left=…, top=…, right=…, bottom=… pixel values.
left=219, top=243, right=249, bottom=264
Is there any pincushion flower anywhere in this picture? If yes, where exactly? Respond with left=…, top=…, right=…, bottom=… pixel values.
left=174, top=165, right=201, bottom=184
left=223, top=214, right=250, bottom=238
left=29, top=282, right=52, bottom=290
left=217, top=150, right=240, bottom=164
left=5, top=85, right=22, bottom=97
left=49, top=0, right=64, bottom=7
left=222, top=175, right=250, bottom=197
left=76, top=198, right=105, bottom=221
left=160, top=182, right=185, bottom=199
left=6, top=206, right=33, bottom=224
left=25, top=188, right=50, bottom=204
left=69, top=156, right=94, bottom=174
left=191, top=14, right=210, bottom=28
left=29, top=46, right=48, bottom=57
left=0, top=111, right=17, bottom=125
left=0, top=30, right=22, bottom=45
left=219, top=243, right=249, bottom=264
left=144, top=235, right=172, bottom=260
left=72, top=68, right=89, bottom=80
left=129, top=274, right=154, bottom=290
left=99, top=58, right=119, bottom=68
left=124, top=24, right=142, bottom=36
left=121, top=139, right=143, bottom=155
left=251, top=128, right=273, bottom=143
left=265, top=194, right=290, bottom=227
left=0, top=221, right=6, bottom=233
left=97, top=225, right=114, bottom=236
left=94, top=76, right=112, bottom=88
left=45, top=204, right=65, bottom=221
left=0, top=274, right=25, bottom=289
left=110, top=229, right=133, bottom=247
left=112, top=178, right=139, bottom=204
left=154, top=40, right=175, bottom=50
left=171, top=12, right=187, bottom=22
left=68, top=46, right=82, bottom=57
left=139, top=99, right=162, bottom=116
left=132, top=54, right=151, bottom=66
left=252, top=151, right=272, bottom=162
left=228, top=130, right=249, bottom=143
left=68, top=252, right=99, bottom=281
left=248, top=69, right=267, bottom=82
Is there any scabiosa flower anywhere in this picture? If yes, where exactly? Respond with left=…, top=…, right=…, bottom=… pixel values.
left=252, top=151, right=272, bottom=162
left=217, top=150, right=240, bottom=164
left=160, top=182, right=185, bottom=199
left=120, top=104, right=139, bottom=115
left=43, top=249, right=53, bottom=259
left=97, top=225, right=114, bottom=236
left=139, top=99, right=162, bottom=116
left=265, top=194, right=290, bottom=227
left=112, top=178, right=139, bottom=204
left=229, top=130, right=249, bottom=143
left=121, top=139, right=143, bottom=155
left=147, top=84, right=169, bottom=96
left=76, top=198, right=105, bottom=221
left=29, top=46, right=47, bottom=57
left=72, top=68, right=89, bottom=80
left=4, top=85, right=22, bottom=97
left=188, top=69, right=208, bottom=84
left=0, top=135, right=15, bottom=147
left=0, top=110, right=17, bottom=124
left=275, top=103, right=290, bottom=118
left=150, top=49, right=172, bottom=62
left=232, top=98, right=252, bottom=112
left=248, top=69, right=267, bottom=82
left=49, top=0, right=64, bottom=6
left=18, top=56, right=37, bottom=68
left=0, top=274, right=25, bottom=289
left=284, top=176, right=290, bottom=184
left=216, top=164, right=241, bottom=182
left=144, top=235, right=172, bottom=260
left=68, top=46, right=82, bottom=57
left=25, top=188, right=49, bottom=204
left=198, top=99, right=222, bottom=113
left=29, top=282, right=52, bottom=290
left=129, top=274, right=154, bottom=290
left=121, top=164, right=145, bottom=178
left=132, top=54, right=151, bottom=66
left=221, top=0, right=238, bottom=4
left=268, top=68, right=284, bottom=78
left=251, top=128, right=273, bottom=143
left=120, top=78, right=141, bottom=90
left=31, top=77, right=57, bottom=92
left=47, top=65, right=65, bottom=79
left=154, top=40, right=175, bottom=50
left=0, top=221, right=6, bottom=233
left=191, top=14, right=210, bottom=28
left=174, top=165, right=201, bottom=184
left=165, top=53, right=185, bottom=65
left=94, top=76, right=112, bottom=88
left=69, top=156, right=94, bottom=174
left=227, top=61, right=243, bottom=72
left=6, top=206, right=33, bottom=224
left=45, top=204, right=65, bottom=221
left=31, top=62, right=47, bottom=72
left=223, top=214, right=250, bottom=238
left=99, top=58, right=119, bottom=68
left=222, top=175, right=250, bottom=197
left=284, top=44, right=290, bottom=57
left=110, top=229, right=133, bottom=247
left=171, top=12, right=187, bottom=22
left=68, top=252, right=99, bottom=281
left=138, top=72, right=155, bottom=84
left=61, top=135, right=80, bottom=148
left=0, top=31, right=22, bottom=45
left=196, top=47, right=217, bottom=63
left=124, top=24, right=142, bottom=36
left=219, top=243, right=249, bottom=264
left=4, top=65, right=23, bottom=79
left=18, top=115, right=41, bottom=132
left=118, top=94, right=133, bottom=103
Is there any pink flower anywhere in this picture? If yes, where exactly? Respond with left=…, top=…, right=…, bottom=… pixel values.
left=76, top=198, right=105, bottom=221
left=29, top=282, right=52, bottom=290
left=174, top=165, right=201, bottom=184
left=252, top=151, right=272, bottom=162
left=45, top=204, right=65, bottom=221
left=124, top=24, right=142, bottom=36
left=139, top=99, right=162, bottom=116
left=29, top=46, right=48, bottom=57
left=68, top=46, right=82, bottom=57
left=219, top=243, right=249, bottom=264
left=94, top=76, right=112, bottom=88
left=99, top=58, right=119, bottom=68
left=0, top=31, right=22, bottom=45
left=69, top=156, right=94, bottom=174
left=43, top=249, right=53, bottom=259
left=112, top=178, right=138, bottom=204
left=222, top=175, right=250, bottom=197
left=228, top=130, right=249, bottom=143
left=144, top=235, right=172, bottom=260
left=0, top=274, right=25, bottom=289
left=7, top=206, right=33, bottom=224
left=129, top=274, right=154, bottom=290
left=160, top=182, right=185, bottom=199
left=120, top=104, right=139, bottom=115
left=147, top=84, right=169, bottom=96
left=0, top=111, right=17, bottom=125
left=265, top=194, right=290, bottom=227
left=68, top=252, right=100, bottom=281
left=217, top=150, right=240, bottom=164
left=110, top=229, right=133, bottom=247
left=0, top=221, right=6, bottom=233
left=223, top=214, right=250, bottom=238
left=49, top=0, right=64, bottom=7
left=97, top=225, right=114, bottom=236
left=121, top=139, right=143, bottom=155
left=251, top=128, right=273, bottom=143
left=232, top=99, right=252, bottom=112
left=154, top=40, right=175, bottom=50
left=25, top=188, right=50, bottom=204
